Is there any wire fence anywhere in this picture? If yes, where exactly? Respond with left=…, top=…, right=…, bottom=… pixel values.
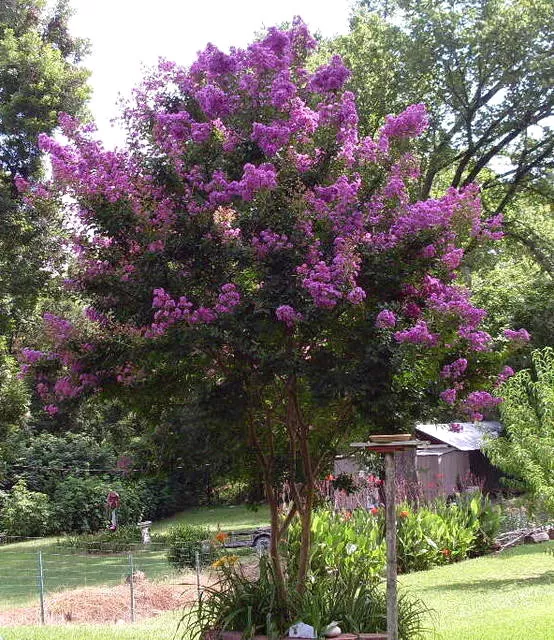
left=0, top=542, right=215, bottom=626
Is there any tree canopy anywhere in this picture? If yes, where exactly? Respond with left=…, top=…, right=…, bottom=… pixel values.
left=21, top=20, right=528, bottom=603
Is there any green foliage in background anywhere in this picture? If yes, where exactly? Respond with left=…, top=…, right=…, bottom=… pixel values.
left=0, top=479, right=52, bottom=537
left=166, top=523, right=213, bottom=570
left=484, top=347, right=554, bottom=513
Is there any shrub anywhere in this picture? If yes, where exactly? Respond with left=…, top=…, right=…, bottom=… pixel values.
left=0, top=480, right=53, bottom=537
left=50, top=476, right=146, bottom=534
left=166, top=523, right=213, bottom=570
left=186, top=554, right=428, bottom=639
left=57, top=524, right=142, bottom=553
left=51, top=475, right=107, bottom=534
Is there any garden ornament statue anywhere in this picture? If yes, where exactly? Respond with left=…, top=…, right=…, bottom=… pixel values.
left=106, top=491, right=120, bottom=531
left=138, top=520, right=152, bottom=544
left=288, top=622, right=316, bottom=638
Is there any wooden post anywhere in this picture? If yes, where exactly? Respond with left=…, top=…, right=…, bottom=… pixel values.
left=385, top=452, right=398, bottom=640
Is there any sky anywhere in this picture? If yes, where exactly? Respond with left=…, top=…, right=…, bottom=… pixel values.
left=69, top=0, right=353, bottom=148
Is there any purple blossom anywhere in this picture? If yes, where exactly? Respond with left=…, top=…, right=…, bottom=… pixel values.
left=196, top=84, right=237, bottom=118
left=395, top=320, right=438, bottom=346
left=309, top=55, right=351, bottom=93
left=275, top=304, right=302, bottom=328
left=347, top=287, right=366, bottom=305
left=496, top=365, right=515, bottom=385
left=441, top=358, right=468, bottom=379
left=503, top=328, right=531, bottom=344
left=464, top=391, right=502, bottom=414
left=251, top=122, right=291, bottom=156
left=449, top=423, right=463, bottom=433
left=440, top=388, right=457, bottom=405
left=375, top=310, right=397, bottom=328
left=382, top=103, right=429, bottom=139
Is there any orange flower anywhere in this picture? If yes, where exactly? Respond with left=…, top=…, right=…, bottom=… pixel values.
left=399, top=510, right=410, bottom=518
left=342, top=510, right=353, bottom=521
left=370, top=506, right=380, bottom=515
left=440, top=548, right=451, bottom=557
left=214, top=531, right=228, bottom=544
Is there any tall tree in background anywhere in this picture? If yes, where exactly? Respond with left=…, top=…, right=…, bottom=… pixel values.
left=0, top=0, right=90, bottom=342
left=329, top=0, right=554, bottom=350
left=0, top=0, right=90, bottom=435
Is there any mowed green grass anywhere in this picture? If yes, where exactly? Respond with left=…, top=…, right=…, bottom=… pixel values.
left=0, top=611, right=185, bottom=640
left=0, top=505, right=269, bottom=610
left=151, top=504, right=270, bottom=533
left=401, top=540, right=554, bottom=640
left=3, top=507, right=552, bottom=639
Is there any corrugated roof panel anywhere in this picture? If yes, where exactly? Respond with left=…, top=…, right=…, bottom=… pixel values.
left=415, top=421, right=502, bottom=451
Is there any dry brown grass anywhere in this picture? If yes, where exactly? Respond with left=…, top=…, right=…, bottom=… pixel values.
left=0, top=573, right=207, bottom=626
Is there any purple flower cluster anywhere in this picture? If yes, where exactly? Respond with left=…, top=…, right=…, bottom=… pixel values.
left=381, top=103, right=429, bottom=139
left=275, top=304, right=302, bottom=328
left=503, top=328, right=531, bottom=344
left=394, top=320, right=438, bottom=346
left=22, top=20, right=508, bottom=416
left=375, top=310, right=397, bottom=328
left=464, top=391, right=502, bottom=421
left=441, top=358, right=468, bottom=379
left=252, top=229, right=292, bottom=258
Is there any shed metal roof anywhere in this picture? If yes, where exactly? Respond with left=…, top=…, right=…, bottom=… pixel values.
left=415, top=421, right=502, bottom=451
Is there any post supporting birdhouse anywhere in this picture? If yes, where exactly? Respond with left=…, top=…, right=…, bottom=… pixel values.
left=351, top=435, right=423, bottom=640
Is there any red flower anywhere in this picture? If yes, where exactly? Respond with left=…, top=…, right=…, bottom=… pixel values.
left=370, top=506, right=380, bottom=515
left=342, top=510, right=353, bottom=521
left=440, top=548, right=451, bottom=557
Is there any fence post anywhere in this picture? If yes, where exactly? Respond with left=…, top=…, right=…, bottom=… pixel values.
left=37, top=550, right=45, bottom=625
left=128, top=553, right=135, bottom=623
left=195, top=550, right=201, bottom=601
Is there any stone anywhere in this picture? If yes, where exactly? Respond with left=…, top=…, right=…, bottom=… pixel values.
left=548, top=528, right=554, bottom=540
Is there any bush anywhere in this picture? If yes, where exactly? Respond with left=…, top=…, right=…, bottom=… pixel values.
left=0, top=480, right=53, bottom=537
left=166, top=523, right=213, bottom=570
left=50, top=476, right=107, bottom=534
left=186, top=554, right=428, bottom=639
left=50, top=476, right=146, bottom=535
left=57, top=524, right=143, bottom=553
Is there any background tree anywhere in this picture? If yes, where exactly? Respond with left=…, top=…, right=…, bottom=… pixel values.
left=0, top=0, right=90, bottom=343
left=328, top=0, right=554, bottom=354
left=484, top=347, right=554, bottom=513
left=25, top=21, right=518, bottom=610
left=0, top=0, right=90, bottom=444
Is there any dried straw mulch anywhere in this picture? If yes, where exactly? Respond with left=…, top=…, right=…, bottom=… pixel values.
left=0, top=574, right=204, bottom=626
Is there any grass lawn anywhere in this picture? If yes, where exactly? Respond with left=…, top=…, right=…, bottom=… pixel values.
left=401, top=540, right=554, bottom=640
left=0, top=538, right=553, bottom=639
left=0, top=505, right=269, bottom=610
left=0, top=611, right=184, bottom=640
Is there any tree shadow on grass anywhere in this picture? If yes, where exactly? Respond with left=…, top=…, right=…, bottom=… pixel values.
left=430, top=570, right=554, bottom=593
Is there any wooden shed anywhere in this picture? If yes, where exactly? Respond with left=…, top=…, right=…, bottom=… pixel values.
left=334, top=421, right=503, bottom=502
left=415, top=421, right=503, bottom=496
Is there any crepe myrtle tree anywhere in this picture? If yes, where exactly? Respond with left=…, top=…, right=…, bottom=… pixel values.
left=20, top=20, right=525, bottom=605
